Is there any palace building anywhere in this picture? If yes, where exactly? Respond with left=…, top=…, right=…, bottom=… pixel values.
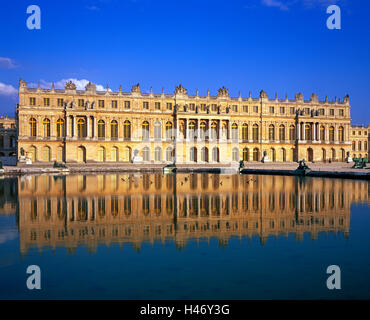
left=16, top=78, right=367, bottom=164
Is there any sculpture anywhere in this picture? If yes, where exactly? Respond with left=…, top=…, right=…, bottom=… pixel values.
left=65, top=80, right=76, bottom=90
left=175, top=84, right=187, bottom=95
left=217, top=86, right=229, bottom=98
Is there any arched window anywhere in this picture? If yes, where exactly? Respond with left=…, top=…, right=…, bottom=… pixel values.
left=124, top=146, right=131, bottom=162
left=305, top=124, right=312, bottom=141
left=200, top=121, right=207, bottom=140
left=154, top=121, right=162, bottom=140
left=232, top=147, right=239, bottom=161
left=231, top=123, right=238, bottom=140
left=279, top=125, right=285, bottom=141
left=56, top=119, right=64, bottom=138
left=320, top=126, right=325, bottom=141
left=289, top=125, right=295, bottom=141
left=268, top=124, right=275, bottom=141
left=42, top=146, right=51, bottom=162
left=155, top=147, right=162, bottom=161
left=201, top=147, right=209, bottom=162
left=77, top=118, right=86, bottom=138
left=57, top=146, right=64, bottom=162
left=253, top=148, right=259, bottom=161
left=190, top=147, right=197, bottom=162
left=142, top=121, right=149, bottom=140
left=189, top=121, right=196, bottom=140
left=111, top=146, right=119, bottom=161
left=97, top=120, right=105, bottom=138
left=143, top=147, right=150, bottom=161
left=211, top=121, right=218, bottom=140
left=97, top=146, right=105, bottom=162
left=352, top=141, right=356, bottom=151
left=165, top=122, right=173, bottom=140
left=329, top=126, right=335, bottom=142
left=338, top=126, right=344, bottom=142
left=252, top=124, right=259, bottom=141
left=111, top=120, right=118, bottom=139
left=43, top=118, right=50, bottom=137
left=166, top=147, right=173, bottom=162
left=242, top=123, right=248, bottom=141
left=243, top=148, right=249, bottom=161
left=29, top=118, right=37, bottom=137
left=212, top=147, right=219, bottom=162
left=123, top=120, right=131, bottom=140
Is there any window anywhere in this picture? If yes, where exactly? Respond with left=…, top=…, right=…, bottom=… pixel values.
left=279, top=125, right=285, bottom=141
left=289, top=125, right=296, bottom=141
left=30, top=97, right=36, bottom=106
left=142, top=121, right=149, bottom=140
left=231, top=123, right=238, bottom=140
left=123, top=121, right=131, bottom=140
left=143, top=101, right=149, bottom=110
left=242, top=124, right=248, bottom=140
left=338, top=126, right=344, bottom=142
left=253, top=106, right=258, bottom=113
left=211, top=104, right=217, bottom=112
left=330, top=109, right=334, bottom=116
left=189, top=103, right=195, bottom=111
left=200, top=104, right=207, bottom=112
left=43, top=118, right=50, bottom=137
left=280, top=107, right=285, bottom=114
left=155, top=147, right=162, bottom=161
left=29, top=118, right=37, bottom=137
left=252, top=124, right=259, bottom=141
left=154, top=121, right=162, bottom=140
left=111, top=120, right=118, bottom=139
left=269, top=106, right=275, bottom=114
left=232, top=105, right=238, bottom=112
left=98, top=100, right=105, bottom=108
left=166, top=122, right=173, bottom=140
left=57, top=98, right=64, bottom=107
left=305, top=108, right=310, bottom=114
left=44, top=98, right=50, bottom=106
left=56, top=119, right=64, bottom=138
left=268, top=125, right=275, bottom=140
left=97, top=120, right=105, bottom=138
left=124, top=101, right=130, bottom=109
left=77, top=119, right=86, bottom=138
left=290, top=107, right=295, bottom=114
left=112, top=100, right=117, bottom=108
left=359, top=141, right=362, bottom=151
left=329, top=126, right=335, bottom=142
left=358, top=131, right=362, bottom=135
left=155, top=102, right=161, bottom=110
left=166, top=103, right=172, bottom=110
left=319, top=108, right=325, bottom=115
left=243, top=105, right=248, bottom=113
left=339, top=109, right=344, bottom=116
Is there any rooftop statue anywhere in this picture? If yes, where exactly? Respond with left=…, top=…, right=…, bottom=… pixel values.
left=175, top=84, right=187, bottom=95
left=65, top=80, right=76, bottom=90
left=131, top=83, right=141, bottom=94
left=217, top=86, right=229, bottom=98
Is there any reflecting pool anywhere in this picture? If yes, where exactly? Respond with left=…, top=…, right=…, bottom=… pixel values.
left=0, top=173, right=369, bottom=299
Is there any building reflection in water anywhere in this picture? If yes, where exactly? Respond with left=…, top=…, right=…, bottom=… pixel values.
left=2, top=174, right=369, bottom=255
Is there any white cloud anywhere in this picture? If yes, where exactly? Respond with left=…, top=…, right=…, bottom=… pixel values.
left=260, top=0, right=340, bottom=10
left=31, top=78, right=111, bottom=91
left=0, top=82, right=17, bottom=96
left=0, top=57, right=18, bottom=69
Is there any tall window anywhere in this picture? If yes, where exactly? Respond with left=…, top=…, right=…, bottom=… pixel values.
left=44, top=98, right=50, bottom=106
left=166, top=122, right=173, bottom=140
left=242, top=123, right=248, bottom=140
left=142, top=121, right=149, bottom=140
left=124, top=101, right=130, bottom=109
left=252, top=124, right=259, bottom=141
left=279, top=125, right=285, bottom=141
left=289, top=125, right=296, bottom=141
left=154, top=121, right=162, bottom=140
left=232, top=148, right=239, bottom=161
left=338, top=126, right=344, bottom=142
left=98, top=100, right=105, bottom=108
left=43, top=118, right=50, bottom=137
left=30, top=97, right=36, bottom=106
left=211, top=121, right=218, bottom=140
left=111, top=120, right=118, bottom=139
left=29, top=118, right=37, bottom=137
left=143, top=102, right=149, bottom=110
left=98, top=120, right=105, bottom=138
left=200, top=121, right=207, bottom=140
left=123, top=120, right=131, bottom=140
left=268, top=125, right=275, bottom=141
left=56, top=118, right=64, bottom=138
left=329, top=126, right=335, bottom=142
left=142, top=147, right=150, bottom=161
left=111, top=100, right=117, bottom=108
left=155, top=147, right=162, bottom=161
left=320, top=126, right=325, bottom=141
left=155, top=102, right=161, bottom=110
left=189, top=121, right=196, bottom=140
left=231, top=123, right=238, bottom=140
left=77, top=118, right=86, bottom=138
left=57, top=98, right=64, bottom=107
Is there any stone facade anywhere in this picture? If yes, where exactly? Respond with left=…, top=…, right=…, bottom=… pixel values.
left=16, top=79, right=360, bottom=164
left=0, top=116, right=16, bottom=157
left=349, top=124, right=369, bottom=159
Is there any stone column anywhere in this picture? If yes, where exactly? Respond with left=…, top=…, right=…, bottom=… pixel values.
left=73, top=116, right=77, bottom=138
left=87, top=116, right=91, bottom=138
left=297, top=123, right=301, bottom=141
left=302, top=122, right=306, bottom=140
left=312, top=122, right=316, bottom=141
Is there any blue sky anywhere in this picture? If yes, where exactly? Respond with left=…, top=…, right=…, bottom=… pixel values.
left=0, top=0, right=369, bottom=124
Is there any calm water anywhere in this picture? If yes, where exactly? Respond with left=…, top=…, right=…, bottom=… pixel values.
left=0, top=173, right=369, bottom=299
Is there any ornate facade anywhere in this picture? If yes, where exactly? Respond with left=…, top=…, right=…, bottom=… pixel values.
left=16, top=79, right=359, bottom=164
left=0, top=116, right=16, bottom=157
